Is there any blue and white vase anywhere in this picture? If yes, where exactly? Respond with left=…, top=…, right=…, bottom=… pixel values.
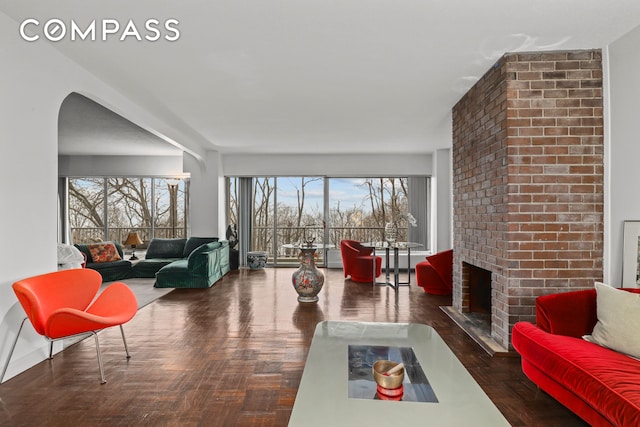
left=247, top=251, right=267, bottom=269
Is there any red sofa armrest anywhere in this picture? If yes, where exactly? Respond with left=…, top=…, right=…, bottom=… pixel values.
left=536, top=290, right=597, bottom=338
left=536, top=288, right=640, bottom=338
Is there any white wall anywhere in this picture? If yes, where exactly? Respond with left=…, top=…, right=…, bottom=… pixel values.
left=606, top=24, right=640, bottom=286
left=0, top=11, right=61, bottom=380
left=222, top=153, right=433, bottom=176
left=0, top=10, right=208, bottom=381
left=59, top=155, right=184, bottom=177
left=434, top=148, right=452, bottom=251
left=184, top=151, right=221, bottom=237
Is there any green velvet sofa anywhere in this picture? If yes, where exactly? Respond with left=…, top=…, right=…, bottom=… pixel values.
left=154, top=240, right=230, bottom=288
left=76, top=237, right=230, bottom=288
left=74, top=241, right=132, bottom=282
left=129, top=237, right=219, bottom=278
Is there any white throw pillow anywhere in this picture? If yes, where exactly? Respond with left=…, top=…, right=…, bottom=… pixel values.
left=583, top=282, right=640, bottom=359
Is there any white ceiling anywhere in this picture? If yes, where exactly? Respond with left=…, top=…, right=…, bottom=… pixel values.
left=3, top=1, right=640, bottom=156
left=59, top=93, right=183, bottom=156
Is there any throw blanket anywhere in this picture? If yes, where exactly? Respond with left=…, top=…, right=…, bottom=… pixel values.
left=57, top=243, right=85, bottom=270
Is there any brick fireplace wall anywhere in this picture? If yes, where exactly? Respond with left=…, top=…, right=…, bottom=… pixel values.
left=452, top=50, right=604, bottom=349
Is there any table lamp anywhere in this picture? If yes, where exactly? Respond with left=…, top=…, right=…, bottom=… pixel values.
left=124, top=232, right=143, bottom=260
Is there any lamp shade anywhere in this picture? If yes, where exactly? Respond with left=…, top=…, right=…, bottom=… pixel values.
left=124, top=232, right=143, bottom=246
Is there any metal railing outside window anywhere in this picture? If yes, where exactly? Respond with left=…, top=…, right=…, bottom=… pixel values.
left=228, top=176, right=422, bottom=267
left=68, top=177, right=188, bottom=245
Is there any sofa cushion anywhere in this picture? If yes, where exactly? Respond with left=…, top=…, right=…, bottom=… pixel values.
left=88, top=242, right=122, bottom=263
left=183, top=237, right=218, bottom=258
left=584, top=282, right=640, bottom=359
left=75, top=242, right=125, bottom=259
left=155, top=258, right=211, bottom=289
left=157, top=259, right=188, bottom=273
left=84, top=260, right=132, bottom=282
left=145, top=238, right=187, bottom=259
left=129, top=258, right=182, bottom=278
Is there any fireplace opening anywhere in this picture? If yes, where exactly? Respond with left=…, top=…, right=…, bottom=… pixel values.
left=458, top=262, right=492, bottom=339
left=465, top=262, right=492, bottom=314
left=441, top=262, right=502, bottom=355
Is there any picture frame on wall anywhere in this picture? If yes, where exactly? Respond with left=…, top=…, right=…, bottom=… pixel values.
left=622, top=220, right=640, bottom=287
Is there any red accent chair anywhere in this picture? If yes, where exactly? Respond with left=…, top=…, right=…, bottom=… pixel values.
left=0, top=269, right=138, bottom=384
left=416, top=249, right=453, bottom=295
left=340, top=240, right=382, bottom=283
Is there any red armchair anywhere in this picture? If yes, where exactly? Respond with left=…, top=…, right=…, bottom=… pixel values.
left=416, top=249, right=453, bottom=295
left=340, top=240, right=382, bottom=283
left=0, top=269, right=138, bottom=384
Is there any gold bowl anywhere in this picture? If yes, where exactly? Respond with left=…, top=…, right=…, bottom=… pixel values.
left=372, top=360, right=404, bottom=389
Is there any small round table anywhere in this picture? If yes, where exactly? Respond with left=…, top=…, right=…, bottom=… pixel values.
left=362, top=242, right=424, bottom=290
left=282, top=243, right=334, bottom=303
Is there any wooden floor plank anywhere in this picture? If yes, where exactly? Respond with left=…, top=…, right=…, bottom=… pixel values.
left=0, top=267, right=587, bottom=426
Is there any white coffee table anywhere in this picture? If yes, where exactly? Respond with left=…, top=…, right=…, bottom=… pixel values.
left=289, top=321, right=510, bottom=426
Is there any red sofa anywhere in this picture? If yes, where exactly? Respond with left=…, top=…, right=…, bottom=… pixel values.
left=339, top=240, right=382, bottom=283
left=512, top=289, right=640, bottom=427
left=415, top=249, right=452, bottom=295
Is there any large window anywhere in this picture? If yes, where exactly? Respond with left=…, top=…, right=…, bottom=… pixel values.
left=106, top=178, right=152, bottom=242
left=154, top=179, right=186, bottom=239
left=253, top=177, right=275, bottom=259
left=68, top=178, right=106, bottom=243
left=277, top=177, right=325, bottom=264
left=227, top=176, right=428, bottom=266
left=68, top=177, right=187, bottom=245
left=328, top=178, right=410, bottom=244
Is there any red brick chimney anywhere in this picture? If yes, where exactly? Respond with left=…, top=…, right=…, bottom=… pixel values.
left=452, top=50, right=604, bottom=350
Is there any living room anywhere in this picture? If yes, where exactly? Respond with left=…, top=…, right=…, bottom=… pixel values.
left=2, top=2, right=640, bottom=425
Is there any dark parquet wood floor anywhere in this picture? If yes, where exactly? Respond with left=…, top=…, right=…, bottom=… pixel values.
left=0, top=268, right=588, bottom=427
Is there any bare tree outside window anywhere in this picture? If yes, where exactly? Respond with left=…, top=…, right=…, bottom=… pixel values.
left=68, top=177, right=187, bottom=245
left=69, top=178, right=105, bottom=243
left=155, top=178, right=185, bottom=239
left=107, top=178, right=152, bottom=242
left=252, top=177, right=274, bottom=255
left=277, top=177, right=324, bottom=263
left=227, top=177, right=239, bottom=228
left=226, top=176, right=410, bottom=265
left=332, top=178, right=408, bottom=243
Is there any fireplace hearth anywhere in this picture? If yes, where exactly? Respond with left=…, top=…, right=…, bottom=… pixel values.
left=442, top=262, right=499, bottom=354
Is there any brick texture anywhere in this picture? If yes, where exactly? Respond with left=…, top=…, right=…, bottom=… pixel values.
left=452, top=50, right=603, bottom=349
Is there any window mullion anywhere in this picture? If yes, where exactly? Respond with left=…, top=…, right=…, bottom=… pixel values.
left=272, top=177, right=278, bottom=266
left=103, top=178, right=108, bottom=241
